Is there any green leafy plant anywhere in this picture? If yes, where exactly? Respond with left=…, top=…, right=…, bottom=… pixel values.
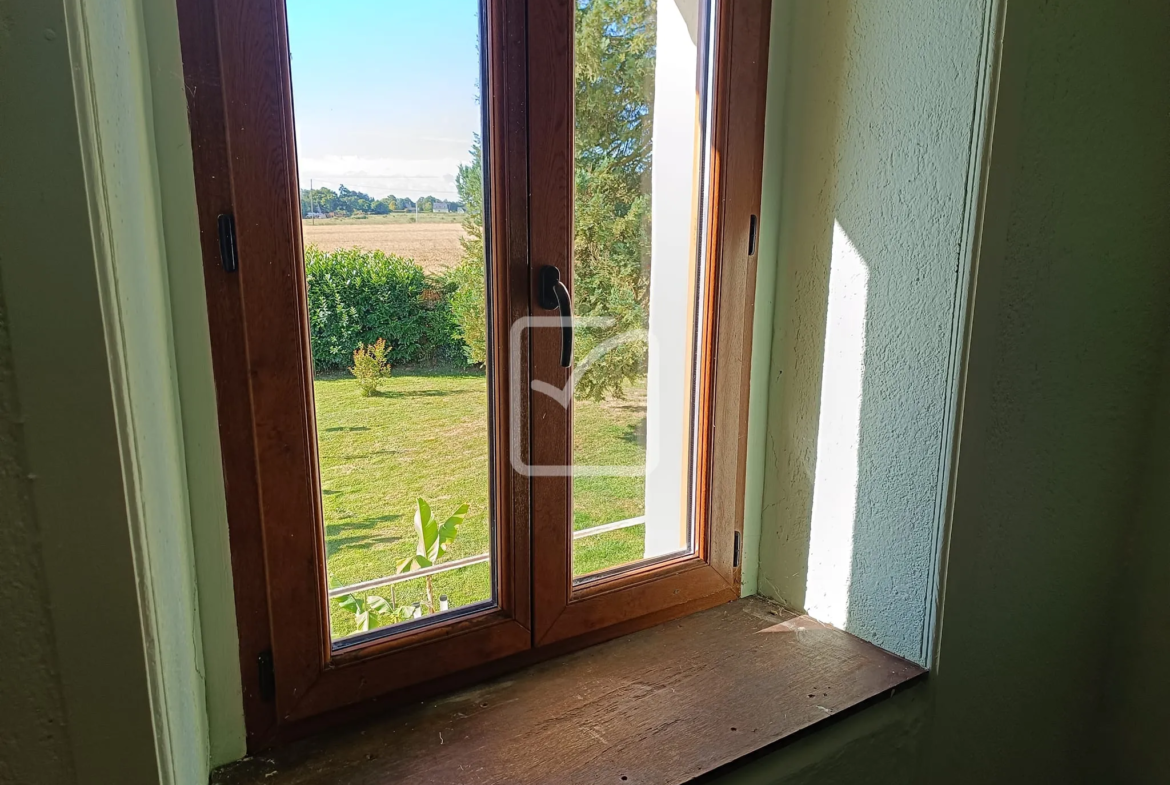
left=397, top=498, right=469, bottom=614
left=349, top=337, right=391, bottom=396
left=336, top=592, right=413, bottom=633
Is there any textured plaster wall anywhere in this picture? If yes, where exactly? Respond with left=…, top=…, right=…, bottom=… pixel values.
left=0, top=0, right=221, bottom=781
left=0, top=286, right=76, bottom=784
left=1103, top=337, right=1170, bottom=781
left=923, top=0, right=1170, bottom=778
left=755, top=0, right=990, bottom=662
left=723, top=0, right=1170, bottom=782
left=0, top=1, right=163, bottom=781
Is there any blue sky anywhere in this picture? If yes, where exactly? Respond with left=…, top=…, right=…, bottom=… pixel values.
left=287, top=1, right=482, bottom=199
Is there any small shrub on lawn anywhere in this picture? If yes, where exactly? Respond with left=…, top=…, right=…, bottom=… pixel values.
left=350, top=338, right=391, bottom=396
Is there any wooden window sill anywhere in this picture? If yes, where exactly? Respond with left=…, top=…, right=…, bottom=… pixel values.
left=212, top=598, right=924, bottom=785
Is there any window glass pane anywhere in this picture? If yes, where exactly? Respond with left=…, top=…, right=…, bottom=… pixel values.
left=571, top=0, right=713, bottom=579
left=287, top=0, right=495, bottom=643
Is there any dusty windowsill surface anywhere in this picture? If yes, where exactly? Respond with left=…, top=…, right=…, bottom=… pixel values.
left=213, top=597, right=924, bottom=785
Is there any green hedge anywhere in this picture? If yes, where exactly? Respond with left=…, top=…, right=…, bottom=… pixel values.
left=305, top=246, right=463, bottom=371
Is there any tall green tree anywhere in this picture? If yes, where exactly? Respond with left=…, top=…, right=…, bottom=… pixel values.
left=571, top=0, right=656, bottom=399
left=447, top=0, right=656, bottom=400
left=447, top=139, right=488, bottom=365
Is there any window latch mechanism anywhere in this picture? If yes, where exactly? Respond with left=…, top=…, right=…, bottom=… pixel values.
left=218, top=213, right=239, bottom=273
left=538, top=265, right=573, bottom=368
left=257, top=648, right=275, bottom=702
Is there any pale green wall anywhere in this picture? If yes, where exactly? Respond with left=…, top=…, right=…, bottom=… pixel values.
left=723, top=0, right=1170, bottom=782
left=77, top=0, right=210, bottom=780
left=740, top=0, right=788, bottom=599
left=921, top=1, right=1169, bottom=778
left=1102, top=335, right=1170, bottom=780
left=0, top=1, right=166, bottom=782
left=0, top=0, right=220, bottom=782
left=0, top=265, right=77, bottom=785
left=139, top=0, right=248, bottom=765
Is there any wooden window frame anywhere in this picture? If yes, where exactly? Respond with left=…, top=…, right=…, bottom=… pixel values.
left=177, top=0, right=770, bottom=750
left=529, top=0, right=770, bottom=646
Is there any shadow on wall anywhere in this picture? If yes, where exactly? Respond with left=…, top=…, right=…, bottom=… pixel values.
left=759, top=0, right=990, bottom=663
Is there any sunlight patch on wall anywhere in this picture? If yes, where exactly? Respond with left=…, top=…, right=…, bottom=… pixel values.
left=805, top=221, right=869, bottom=628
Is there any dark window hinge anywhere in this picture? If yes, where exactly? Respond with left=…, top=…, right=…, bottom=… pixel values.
left=747, top=214, right=758, bottom=256
left=218, top=213, right=239, bottom=273
left=257, top=648, right=275, bottom=702
left=732, top=530, right=743, bottom=568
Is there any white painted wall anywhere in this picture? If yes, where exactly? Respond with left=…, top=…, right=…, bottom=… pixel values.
left=644, top=0, right=702, bottom=558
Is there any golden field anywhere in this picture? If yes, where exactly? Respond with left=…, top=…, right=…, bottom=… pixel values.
left=301, top=214, right=468, bottom=273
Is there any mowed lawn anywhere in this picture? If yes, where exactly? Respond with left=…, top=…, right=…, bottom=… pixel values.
left=317, top=366, right=648, bottom=639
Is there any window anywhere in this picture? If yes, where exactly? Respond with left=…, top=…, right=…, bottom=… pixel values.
left=177, top=0, right=769, bottom=746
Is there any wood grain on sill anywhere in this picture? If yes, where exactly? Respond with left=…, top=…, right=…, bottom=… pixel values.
left=213, top=597, right=924, bottom=785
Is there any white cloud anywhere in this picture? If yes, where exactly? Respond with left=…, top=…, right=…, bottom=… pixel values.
left=296, top=155, right=467, bottom=199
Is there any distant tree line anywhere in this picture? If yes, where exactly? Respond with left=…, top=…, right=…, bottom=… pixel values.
left=300, top=184, right=462, bottom=218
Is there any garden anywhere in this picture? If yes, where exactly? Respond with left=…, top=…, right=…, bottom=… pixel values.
left=309, top=0, right=658, bottom=638
left=307, top=244, right=649, bottom=639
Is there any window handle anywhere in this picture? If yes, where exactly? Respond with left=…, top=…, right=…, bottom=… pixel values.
left=538, top=265, right=573, bottom=368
